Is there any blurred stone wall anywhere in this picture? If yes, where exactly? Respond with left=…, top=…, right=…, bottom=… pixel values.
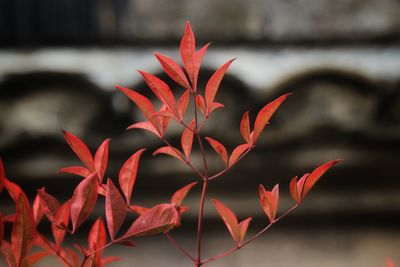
left=0, top=0, right=400, bottom=266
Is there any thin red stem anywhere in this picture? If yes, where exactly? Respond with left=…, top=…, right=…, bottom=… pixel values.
left=166, top=233, right=196, bottom=262
left=196, top=179, right=208, bottom=266
left=38, top=233, right=73, bottom=267
left=208, top=147, right=252, bottom=181
left=201, top=204, right=299, bottom=265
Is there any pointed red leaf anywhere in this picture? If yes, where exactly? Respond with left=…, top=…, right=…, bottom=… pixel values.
left=171, top=182, right=197, bottom=206
left=178, top=90, right=190, bottom=120
left=259, top=184, right=279, bottom=223
left=32, top=194, right=44, bottom=225
left=62, top=130, right=95, bottom=171
left=302, top=160, right=341, bottom=198
left=181, top=120, right=195, bottom=161
left=157, top=104, right=170, bottom=137
left=240, top=111, right=251, bottom=144
left=120, top=203, right=178, bottom=238
left=238, top=217, right=252, bottom=245
left=212, top=199, right=240, bottom=243
left=3, top=178, right=29, bottom=208
left=205, top=59, right=235, bottom=113
left=138, top=71, right=178, bottom=117
left=94, top=139, right=110, bottom=182
left=192, top=42, right=210, bottom=89
left=106, top=179, right=127, bottom=239
left=37, top=187, right=60, bottom=223
left=52, top=200, right=71, bottom=248
left=127, top=121, right=162, bottom=138
left=153, top=146, right=184, bottom=162
left=1, top=241, right=17, bottom=267
left=210, top=102, right=225, bottom=114
left=180, top=21, right=196, bottom=83
left=253, top=93, right=291, bottom=143
left=290, top=173, right=309, bottom=204
left=116, top=85, right=158, bottom=128
left=70, top=173, right=99, bottom=233
left=196, top=95, right=206, bottom=115
left=119, top=149, right=146, bottom=204
left=88, top=218, right=106, bottom=252
left=205, top=137, right=228, bottom=166
left=229, top=144, right=251, bottom=166
left=154, top=52, right=190, bottom=89
left=128, top=205, right=149, bottom=215
left=58, top=166, right=92, bottom=177
left=12, top=193, right=35, bottom=266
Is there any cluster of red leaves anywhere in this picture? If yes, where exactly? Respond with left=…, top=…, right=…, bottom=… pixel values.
left=0, top=22, right=340, bottom=267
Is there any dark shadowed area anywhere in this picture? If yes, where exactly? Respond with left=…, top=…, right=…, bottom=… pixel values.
left=1, top=0, right=400, bottom=266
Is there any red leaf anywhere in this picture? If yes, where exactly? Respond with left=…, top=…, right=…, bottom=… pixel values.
left=171, top=182, right=197, bottom=206
left=37, top=187, right=60, bottom=223
left=94, top=139, right=110, bottom=182
left=128, top=205, right=149, bottom=215
left=205, top=59, right=235, bottom=113
left=116, top=85, right=158, bottom=128
left=119, top=149, right=146, bottom=204
left=70, top=173, right=99, bottom=233
left=1, top=241, right=17, bottom=267
left=205, top=137, right=228, bottom=167
left=259, top=184, right=279, bottom=223
left=289, top=173, right=309, bottom=204
left=58, top=166, right=92, bottom=177
left=32, top=194, right=44, bottom=225
left=210, top=102, right=225, bottom=114
left=154, top=52, right=190, bottom=89
left=153, top=146, right=184, bottom=162
left=212, top=199, right=240, bottom=243
left=88, top=218, right=106, bottom=253
left=180, top=21, right=196, bottom=83
left=12, top=193, right=35, bottom=266
left=138, top=71, right=178, bottom=117
left=62, top=130, right=95, bottom=171
left=229, top=144, right=251, bottom=166
left=157, top=104, right=170, bottom=136
left=238, top=217, right=252, bottom=245
left=52, top=200, right=71, bottom=248
left=253, top=93, right=291, bottom=143
left=192, top=42, right=210, bottom=89
left=106, top=179, right=127, bottom=239
left=196, top=95, right=206, bottom=115
left=127, top=121, right=162, bottom=138
left=302, top=160, right=341, bottom=198
left=3, top=178, right=30, bottom=209
left=240, top=111, right=251, bottom=144
left=120, top=203, right=178, bottom=238
left=178, top=90, right=190, bottom=120
left=181, top=120, right=195, bottom=161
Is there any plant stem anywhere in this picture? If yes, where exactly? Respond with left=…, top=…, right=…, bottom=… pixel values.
left=166, top=233, right=195, bottom=262
left=208, top=147, right=252, bottom=181
left=196, top=179, right=208, bottom=266
left=38, top=233, right=73, bottom=267
left=201, top=204, right=299, bottom=265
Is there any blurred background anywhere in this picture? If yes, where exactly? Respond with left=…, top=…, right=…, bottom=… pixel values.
left=1, top=0, right=400, bottom=266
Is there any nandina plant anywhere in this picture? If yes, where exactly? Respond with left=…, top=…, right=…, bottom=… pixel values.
left=0, top=22, right=340, bottom=267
